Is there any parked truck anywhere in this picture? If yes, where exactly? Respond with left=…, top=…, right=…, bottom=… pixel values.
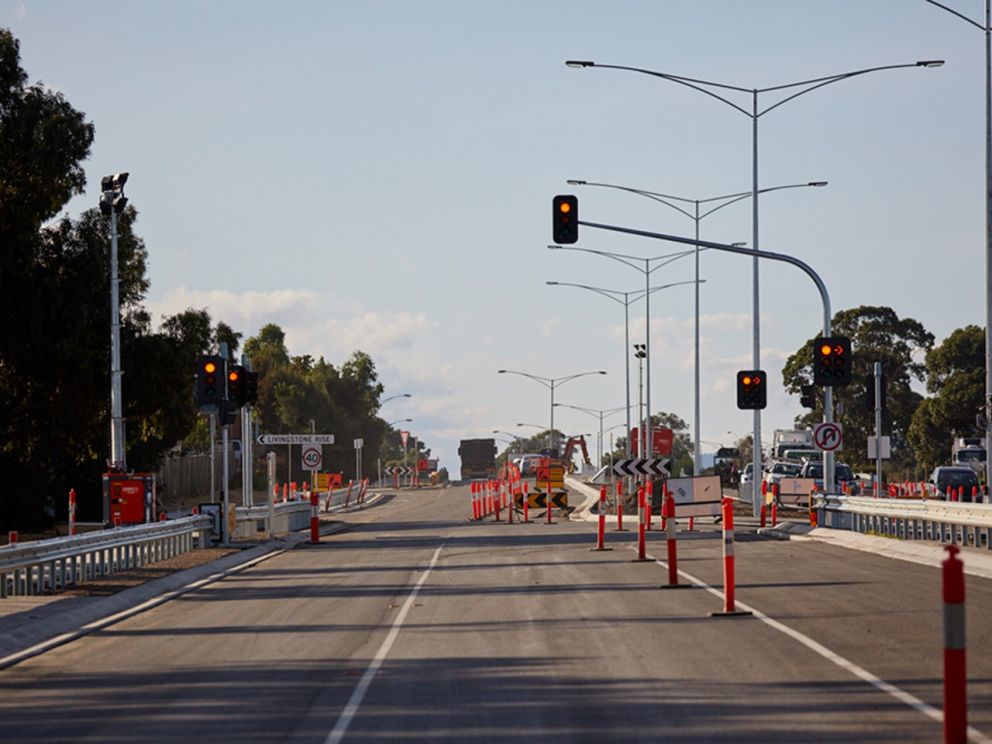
left=951, top=437, right=987, bottom=475
left=769, top=429, right=816, bottom=461
left=458, top=438, right=498, bottom=481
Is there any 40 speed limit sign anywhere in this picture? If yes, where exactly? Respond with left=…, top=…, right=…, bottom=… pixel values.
left=301, top=444, right=323, bottom=470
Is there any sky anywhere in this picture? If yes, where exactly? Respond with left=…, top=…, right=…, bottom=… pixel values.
left=3, top=1, right=986, bottom=476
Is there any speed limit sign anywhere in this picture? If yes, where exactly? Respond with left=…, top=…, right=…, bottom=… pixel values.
left=301, top=444, right=323, bottom=470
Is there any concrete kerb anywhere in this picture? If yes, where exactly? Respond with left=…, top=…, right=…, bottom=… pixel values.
left=0, top=519, right=354, bottom=670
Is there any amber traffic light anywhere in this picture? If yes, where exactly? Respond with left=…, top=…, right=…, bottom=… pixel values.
left=737, top=370, right=767, bottom=410
left=552, top=194, right=578, bottom=244
left=195, top=355, right=225, bottom=407
left=813, top=336, right=852, bottom=386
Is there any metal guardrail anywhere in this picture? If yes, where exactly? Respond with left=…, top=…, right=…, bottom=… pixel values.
left=816, top=494, right=992, bottom=549
left=0, top=516, right=212, bottom=598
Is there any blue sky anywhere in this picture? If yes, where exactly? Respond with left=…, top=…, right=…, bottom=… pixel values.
left=3, top=1, right=984, bottom=474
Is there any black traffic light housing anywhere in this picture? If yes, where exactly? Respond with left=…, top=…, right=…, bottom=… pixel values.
left=812, top=336, right=852, bottom=386
left=196, top=355, right=225, bottom=408
left=736, top=370, right=767, bottom=410
left=227, top=365, right=246, bottom=407
left=243, top=371, right=259, bottom=405
left=800, top=384, right=816, bottom=409
left=553, top=194, right=578, bottom=244
left=866, top=373, right=888, bottom=412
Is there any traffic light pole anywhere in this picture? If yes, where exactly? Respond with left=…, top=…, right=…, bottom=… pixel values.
left=577, top=219, right=836, bottom=498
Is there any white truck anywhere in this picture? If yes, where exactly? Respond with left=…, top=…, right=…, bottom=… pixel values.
left=951, top=437, right=986, bottom=475
left=769, top=429, right=816, bottom=461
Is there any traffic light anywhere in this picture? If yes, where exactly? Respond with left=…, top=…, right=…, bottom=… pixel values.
left=866, top=373, right=888, bottom=412
left=800, top=384, right=816, bottom=409
left=243, top=371, right=259, bottom=405
left=737, top=370, right=767, bottom=410
left=227, top=365, right=246, bottom=406
left=195, top=355, right=225, bottom=407
left=812, top=336, right=852, bottom=386
left=552, top=194, right=578, bottom=244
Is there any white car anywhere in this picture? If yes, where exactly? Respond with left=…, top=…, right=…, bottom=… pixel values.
left=763, top=461, right=802, bottom=490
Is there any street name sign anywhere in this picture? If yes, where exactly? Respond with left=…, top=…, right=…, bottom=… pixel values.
left=257, top=434, right=335, bottom=445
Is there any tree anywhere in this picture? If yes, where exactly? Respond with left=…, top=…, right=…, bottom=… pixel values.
left=781, top=306, right=933, bottom=474
left=908, top=325, right=985, bottom=475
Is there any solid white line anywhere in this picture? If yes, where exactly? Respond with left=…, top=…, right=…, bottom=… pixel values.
left=642, top=546, right=992, bottom=744
left=325, top=544, right=444, bottom=744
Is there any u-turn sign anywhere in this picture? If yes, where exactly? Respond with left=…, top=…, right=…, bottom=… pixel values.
left=813, top=422, right=843, bottom=452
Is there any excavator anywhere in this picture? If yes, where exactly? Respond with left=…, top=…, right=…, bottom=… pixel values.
left=562, top=436, right=592, bottom=473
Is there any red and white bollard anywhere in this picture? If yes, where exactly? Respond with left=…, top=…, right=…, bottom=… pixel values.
left=494, top=481, right=502, bottom=522
left=592, top=486, right=610, bottom=551
left=943, top=545, right=967, bottom=744
left=645, top=480, right=653, bottom=531
left=522, top=482, right=530, bottom=523
left=660, top=493, right=688, bottom=589
left=771, top=500, right=778, bottom=527
left=712, top=497, right=751, bottom=616
left=507, top=481, right=515, bottom=524
left=7, top=531, right=17, bottom=544
left=68, top=488, right=77, bottom=536
left=615, top=481, right=627, bottom=531
left=470, top=483, right=477, bottom=520
left=113, top=514, right=122, bottom=528
left=309, top=490, right=320, bottom=544
left=545, top=479, right=554, bottom=525
left=634, top=486, right=648, bottom=562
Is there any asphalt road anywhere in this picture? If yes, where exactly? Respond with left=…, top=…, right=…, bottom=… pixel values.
left=1, top=484, right=990, bottom=742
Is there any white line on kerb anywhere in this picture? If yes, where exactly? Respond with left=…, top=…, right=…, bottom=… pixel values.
left=325, top=544, right=444, bottom=744
left=641, top=546, right=992, bottom=744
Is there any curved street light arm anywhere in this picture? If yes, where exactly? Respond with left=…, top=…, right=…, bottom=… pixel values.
left=498, top=369, right=553, bottom=389
left=758, top=62, right=943, bottom=117
left=575, top=62, right=752, bottom=115
left=557, top=370, right=608, bottom=387
left=548, top=244, right=692, bottom=272
left=925, top=0, right=985, bottom=31
left=697, top=182, right=827, bottom=220
left=646, top=250, right=696, bottom=275
left=546, top=281, right=628, bottom=306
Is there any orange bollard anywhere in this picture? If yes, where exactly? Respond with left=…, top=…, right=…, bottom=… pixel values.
left=943, top=545, right=967, bottom=744
left=8, top=531, right=17, bottom=544
left=645, top=479, right=653, bottom=531
left=309, top=490, right=320, bottom=544
left=523, top=482, right=530, bottom=523
left=760, top=501, right=767, bottom=528
left=615, top=481, right=627, bottom=531
left=771, top=501, right=778, bottom=527
left=659, top=493, right=688, bottom=589
left=592, top=486, right=610, bottom=552
left=633, top=486, right=648, bottom=562
left=68, top=488, right=77, bottom=536
left=711, top=497, right=752, bottom=617
left=282, top=483, right=288, bottom=503
left=545, top=479, right=554, bottom=525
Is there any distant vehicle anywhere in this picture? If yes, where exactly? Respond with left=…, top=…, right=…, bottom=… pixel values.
left=769, top=429, right=813, bottom=460
left=739, top=461, right=759, bottom=486
left=713, top=447, right=741, bottom=486
left=799, top=461, right=860, bottom=495
left=928, top=466, right=980, bottom=501
left=951, top=437, right=986, bottom=476
left=458, top=438, right=497, bottom=481
left=515, top=453, right=543, bottom=477
left=763, top=461, right=802, bottom=491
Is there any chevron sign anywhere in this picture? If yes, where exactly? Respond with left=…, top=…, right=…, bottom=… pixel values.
left=385, top=466, right=413, bottom=476
left=612, top=458, right=671, bottom=478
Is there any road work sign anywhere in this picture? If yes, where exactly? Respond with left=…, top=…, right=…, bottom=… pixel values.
left=775, top=478, right=816, bottom=506
left=665, top=475, right=722, bottom=517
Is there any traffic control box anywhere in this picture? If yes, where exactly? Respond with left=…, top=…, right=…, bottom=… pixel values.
left=102, top=472, right=156, bottom=526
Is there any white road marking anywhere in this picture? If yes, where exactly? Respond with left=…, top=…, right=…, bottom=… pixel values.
left=641, top=546, right=992, bottom=744
left=325, top=544, right=444, bottom=744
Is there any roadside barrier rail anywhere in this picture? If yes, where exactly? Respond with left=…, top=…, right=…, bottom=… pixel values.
left=0, top=516, right=211, bottom=598
left=816, top=494, right=992, bottom=549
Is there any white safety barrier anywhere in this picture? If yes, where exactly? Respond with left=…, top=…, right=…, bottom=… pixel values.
left=0, top=516, right=212, bottom=598
left=236, top=501, right=312, bottom=539
left=816, top=494, right=992, bottom=549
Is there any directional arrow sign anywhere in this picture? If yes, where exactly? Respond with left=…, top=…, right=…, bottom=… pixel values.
left=257, top=434, right=335, bottom=445
left=612, top=458, right=671, bottom=478
left=385, top=466, right=413, bottom=476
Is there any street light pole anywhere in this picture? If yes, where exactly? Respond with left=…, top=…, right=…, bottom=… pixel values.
left=567, top=57, right=942, bottom=508
left=498, top=369, right=607, bottom=458
left=99, top=173, right=129, bottom=471
left=925, top=0, right=992, bottom=488
left=568, top=179, right=826, bottom=475
left=553, top=403, right=625, bottom=468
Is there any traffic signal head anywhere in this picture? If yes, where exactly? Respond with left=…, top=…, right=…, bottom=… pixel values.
left=737, top=370, right=767, bottom=410
left=227, top=365, right=246, bottom=407
left=243, top=371, right=259, bottom=405
left=812, top=336, right=852, bottom=386
left=552, top=194, right=578, bottom=244
left=195, top=355, right=225, bottom=408
left=800, top=384, right=816, bottom=409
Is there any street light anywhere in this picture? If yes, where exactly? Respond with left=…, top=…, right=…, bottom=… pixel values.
left=99, top=172, right=129, bottom=471
left=567, top=57, right=942, bottom=511
left=547, top=278, right=703, bottom=475
left=567, top=179, right=826, bottom=475
left=388, top=418, right=413, bottom=427
left=382, top=393, right=412, bottom=405
left=924, top=0, right=992, bottom=491
left=499, top=369, right=607, bottom=457
left=553, top=403, right=625, bottom=469
left=548, top=244, right=695, bottom=466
